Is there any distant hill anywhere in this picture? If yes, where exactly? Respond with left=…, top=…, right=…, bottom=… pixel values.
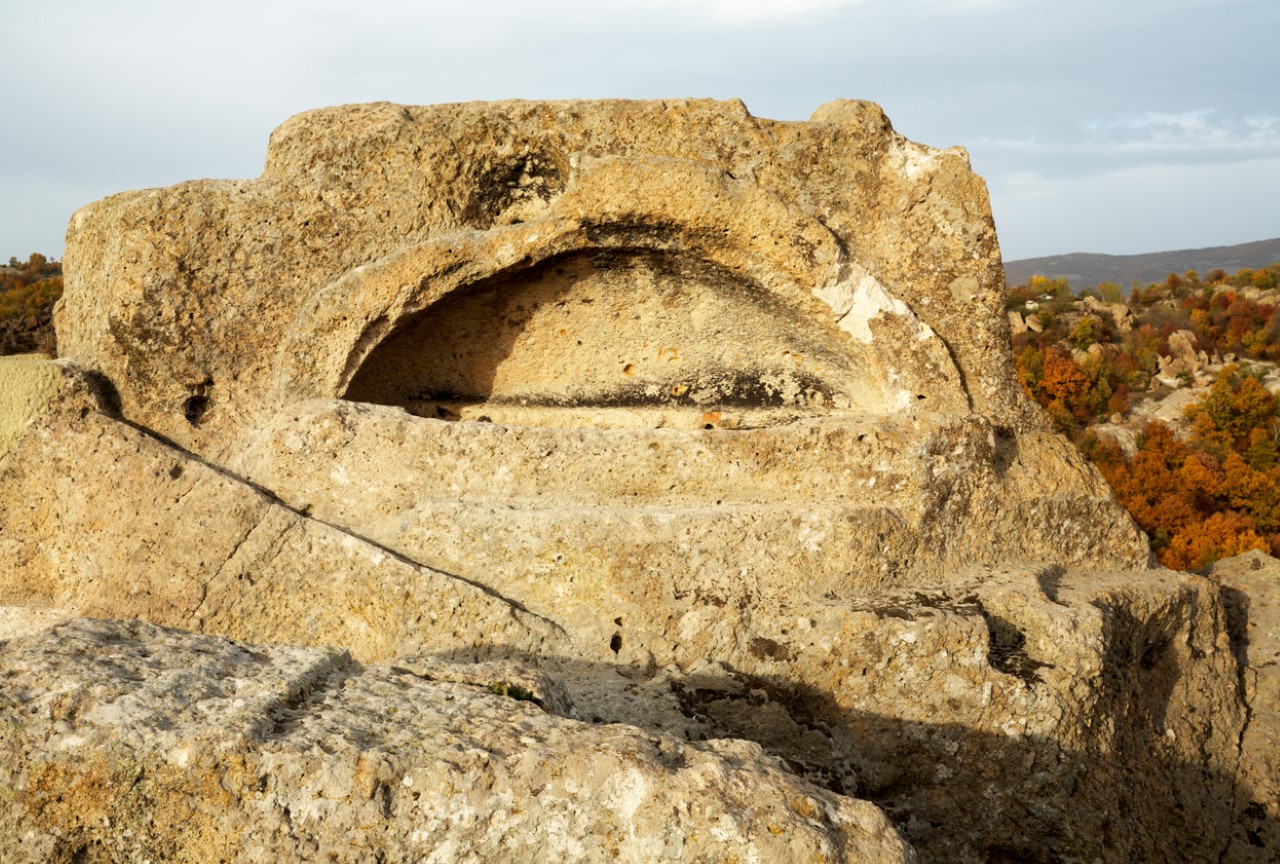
left=1004, top=237, right=1280, bottom=290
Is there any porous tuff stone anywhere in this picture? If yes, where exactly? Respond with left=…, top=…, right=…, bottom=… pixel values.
left=0, top=370, right=566, bottom=664
left=1205, top=551, right=1280, bottom=860
left=0, top=371, right=1261, bottom=861
left=0, top=618, right=913, bottom=864
left=229, top=397, right=1148, bottom=640
left=59, top=99, right=1021, bottom=457
left=0, top=354, right=62, bottom=458
left=3, top=99, right=1271, bottom=862
left=0, top=557, right=1261, bottom=862
left=56, top=98, right=1149, bottom=603
left=533, top=565, right=1252, bottom=863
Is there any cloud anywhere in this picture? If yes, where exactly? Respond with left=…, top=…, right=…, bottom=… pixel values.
left=1082, top=110, right=1280, bottom=154
left=980, top=111, right=1280, bottom=158
left=705, top=0, right=858, bottom=21
left=987, top=156, right=1280, bottom=260
left=968, top=107, right=1280, bottom=190
left=2, top=0, right=1276, bottom=261
left=1246, top=115, right=1280, bottom=140
left=631, top=0, right=1016, bottom=26
left=627, top=0, right=862, bottom=25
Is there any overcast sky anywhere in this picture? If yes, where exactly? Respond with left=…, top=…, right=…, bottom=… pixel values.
left=3, top=0, right=1277, bottom=262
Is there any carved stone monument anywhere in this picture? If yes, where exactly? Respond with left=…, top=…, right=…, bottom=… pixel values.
left=0, top=100, right=1275, bottom=862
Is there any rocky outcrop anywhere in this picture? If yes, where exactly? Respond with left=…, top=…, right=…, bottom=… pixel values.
left=1205, top=551, right=1280, bottom=859
left=1156, top=328, right=1210, bottom=387
left=59, top=99, right=1029, bottom=462
left=1078, top=293, right=1133, bottom=333
left=0, top=618, right=913, bottom=863
left=2, top=99, right=1276, bottom=861
left=0, top=379, right=1259, bottom=860
left=54, top=101, right=1147, bottom=602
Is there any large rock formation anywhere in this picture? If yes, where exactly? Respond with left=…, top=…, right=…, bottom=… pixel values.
left=59, top=99, right=1023, bottom=451
left=1, top=99, right=1276, bottom=861
left=52, top=98, right=1149, bottom=622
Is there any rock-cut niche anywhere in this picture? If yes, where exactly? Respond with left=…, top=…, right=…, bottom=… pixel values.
left=342, top=248, right=892, bottom=429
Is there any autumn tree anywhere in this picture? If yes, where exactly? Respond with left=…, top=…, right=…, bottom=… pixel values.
left=1162, top=511, right=1268, bottom=571
left=1185, top=365, right=1276, bottom=449
left=1091, top=368, right=1280, bottom=568
left=1008, top=259, right=1280, bottom=569
left=0, top=253, right=62, bottom=355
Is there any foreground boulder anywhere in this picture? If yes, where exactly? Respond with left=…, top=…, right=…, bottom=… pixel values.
left=0, top=557, right=1269, bottom=862
left=1, top=99, right=1277, bottom=861
left=0, top=618, right=912, bottom=863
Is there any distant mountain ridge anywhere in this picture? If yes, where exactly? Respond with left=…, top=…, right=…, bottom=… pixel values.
left=1004, top=237, right=1280, bottom=290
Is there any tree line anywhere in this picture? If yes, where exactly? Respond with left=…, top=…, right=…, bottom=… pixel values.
left=1012, top=261, right=1280, bottom=569
left=0, top=253, right=61, bottom=355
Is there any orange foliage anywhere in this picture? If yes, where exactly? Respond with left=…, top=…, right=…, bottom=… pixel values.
left=1041, top=348, right=1089, bottom=403
left=1160, top=511, right=1268, bottom=571
left=1101, top=424, right=1199, bottom=543
left=0, top=253, right=61, bottom=355
left=1185, top=366, right=1276, bottom=446
left=1008, top=262, right=1280, bottom=569
left=1093, top=380, right=1280, bottom=569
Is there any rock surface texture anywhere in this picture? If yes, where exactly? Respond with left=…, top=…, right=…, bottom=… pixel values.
left=0, top=99, right=1276, bottom=862
left=0, top=355, right=62, bottom=458
left=0, top=619, right=911, bottom=864
left=1205, top=551, right=1280, bottom=859
left=58, top=98, right=1151, bottom=602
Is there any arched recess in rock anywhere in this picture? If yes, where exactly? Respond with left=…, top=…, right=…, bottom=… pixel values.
left=273, top=157, right=969, bottom=428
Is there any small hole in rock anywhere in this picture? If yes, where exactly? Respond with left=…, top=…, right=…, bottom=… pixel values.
left=610, top=633, right=622, bottom=653
left=183, top=394, right=209, bottom=426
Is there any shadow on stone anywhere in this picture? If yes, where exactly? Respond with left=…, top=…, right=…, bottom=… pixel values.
left=431, top=645, right=1272, bottom=864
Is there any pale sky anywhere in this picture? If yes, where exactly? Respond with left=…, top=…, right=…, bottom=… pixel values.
left=2, top=0, right=1277, bottom=262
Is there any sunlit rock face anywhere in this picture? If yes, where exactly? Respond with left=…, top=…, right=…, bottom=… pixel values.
left=11, top=100, right=1271, bottom=864
left=56, top=98, right=1147, bottom=627
left=61, top=98, right=1007, bottom=447
left=0, top=619, right=916, bottom=864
